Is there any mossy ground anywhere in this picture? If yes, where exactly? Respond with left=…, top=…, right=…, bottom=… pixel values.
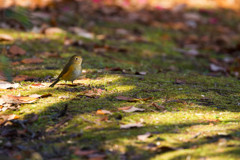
left=1, top=10, right=240, bottom=160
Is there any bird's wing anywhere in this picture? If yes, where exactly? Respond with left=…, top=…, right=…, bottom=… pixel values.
left=61, top=65, right=74, bottom=80
left=57, top=62, right=72, bottom=79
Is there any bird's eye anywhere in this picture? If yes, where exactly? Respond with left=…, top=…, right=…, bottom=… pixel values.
left=75, top=57, right=78, bottom=60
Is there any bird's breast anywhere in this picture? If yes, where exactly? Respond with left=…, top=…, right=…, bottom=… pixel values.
left=62, top=65, right=82, bottom=81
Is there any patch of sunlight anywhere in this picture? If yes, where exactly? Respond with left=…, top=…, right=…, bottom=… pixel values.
left=75, top=74, right=122, bottom=86
left=0, top=28, right=66, bottom=41
left=110, top=85, right=136, bottom=93
left=122, top=111, right=240, bottom=126
left=151, top=149, right=194, bottom=160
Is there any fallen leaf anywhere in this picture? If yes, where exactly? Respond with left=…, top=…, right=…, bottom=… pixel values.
left=29, top=93, right=52, bottom=98
left=116, top=96, right=152, bottom=102
left=0, top=34, right=14, bottom=41
left=40, top=52, right=59, bottom=58
left=117, top=106, right=132, bottom=110
left=174, top=79, right=186, bottom=85
left=183, top=12, right=202, bottom=21
left=0, top=81, right=19, bottom=89
left=1, top=95, right=38, bottom=104
left=31, top=83, right=45, bottom=88
left=135, top=71, right=147, bottom=75
left=118, top=106, right=145, bottom=113
left=151, top=103, right=166, bottom=111
left=210, top=64, right=226, bottom=72
left=74, top=149, right=97, bottom=156
left=11, top=61, right=20, bottom=65
left=120, top=123, right=144, bottom=129
left=98, top=116, right=109, bottom=122
left=96, top=109, right=112, bottom=115
left=69, top=27, right=94, bottom=39
left=78, top=88, right=104, bottom=98
left=44, top=27, right=66, bottom=35
left=116, top=28, right=129, bottom=35
left=137, top=132, right=151, bottom=141
left=13, top=75, right=37, bottom=82
left=9, top=45, right=26, bottom=56
left=0, top=114, right=20, bottom=125
left=59, top=96, right=70, bottom=99
left=185, top=49, right=199, bottom=56
left=21, top=57, right=43, bottom=64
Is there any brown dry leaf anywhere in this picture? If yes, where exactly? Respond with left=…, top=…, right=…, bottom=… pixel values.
left=1, top=95, right=38, bottom=104
left=174, top=79, right=186, bottom=85
left=118, top=106, right=145, bottom=113
left=151, top=103, right=166, bottom=111
left=0, top=114, right=19, bottom=124
left=98, top=116, right=109, bottom=122
left=79, top=88, right=104, bottom=98
left=29, top=93, right=52, bottom=99
left=74, top=149, right=97, bottom=156
left=40, top=52, right=59, bottom=58
left=185, top=49, right=199, bottom=56
left=0, top=34, right=14, bottom=41
left=116, top=96, right=136, bottom=101
left=96, top=109, right=112, bottom=115
left=69, top=27, right=94, bottom=39
left=183, top=12, right=202, bottom=22
left=9, top=45, right=26, bottom=56
left=116, top=96, right=152, bottom=102
left=31, top=83, right=45, bottom=88
left=0, top=81, right=19, bottom=89
left=210, top=64, right=226, bottom=72
left=0, top=114, right=20, bottom=126
left=118, top=106, right=132, bottom=110
left=44, top=27, right=66, bottom=35
left=116, top=28, right=129, bottom=35
left=137, top=132, right=151, bottom=141
left=120, top=123, right=144, bottom=129
left=11, top=61, right=20, bottom=65
left=13, top=75, right=37, bottom=82
left=21, top=57, right=43, bottom=64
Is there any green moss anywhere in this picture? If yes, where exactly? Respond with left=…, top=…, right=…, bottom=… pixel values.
left=1, top=15, right=240, bottom=160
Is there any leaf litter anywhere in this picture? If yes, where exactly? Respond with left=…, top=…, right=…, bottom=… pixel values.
left=118, top=106, right=145, bottom=112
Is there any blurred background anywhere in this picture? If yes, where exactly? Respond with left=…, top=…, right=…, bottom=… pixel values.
left=1, top=0, right=240, bottom=9
left=1, top=0, right=240, bottom=81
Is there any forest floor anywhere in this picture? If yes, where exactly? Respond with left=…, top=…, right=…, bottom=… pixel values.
left=1, top=3, right=240, bottom=160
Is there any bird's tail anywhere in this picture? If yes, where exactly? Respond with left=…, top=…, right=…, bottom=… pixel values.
left=49, top=79, right=60, bottom=87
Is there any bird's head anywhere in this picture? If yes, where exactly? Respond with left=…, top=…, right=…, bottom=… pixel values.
left=70, top=55, right=82, bottom=65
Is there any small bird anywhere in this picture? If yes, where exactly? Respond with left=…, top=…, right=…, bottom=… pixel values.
left=49, top=55, right=82, bottom=87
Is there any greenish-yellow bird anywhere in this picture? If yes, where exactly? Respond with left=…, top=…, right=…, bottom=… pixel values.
left=49, top=55, right=82, bottom=87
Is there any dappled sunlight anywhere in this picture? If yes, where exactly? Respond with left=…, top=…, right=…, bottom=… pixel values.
left=74, top=74, right=122, bottom=86
left=1, top=1, right=240, bottom=159
left=0, top=28, right=66, bottom=41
